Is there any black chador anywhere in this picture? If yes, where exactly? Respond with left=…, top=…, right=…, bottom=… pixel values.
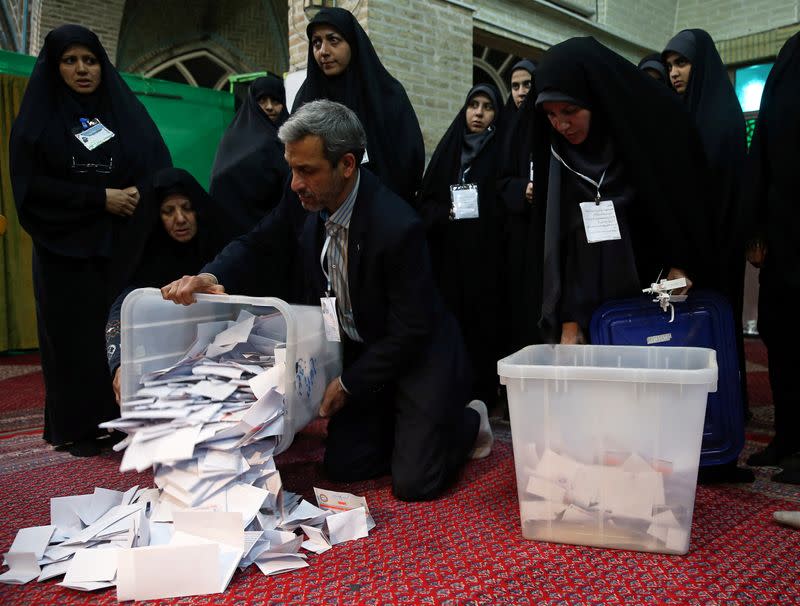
left=528, top=37, right=711, bottom=342
left=417, top=84, right=504, bottom=405
left=743, top=33, right=800, bottom=476
left=663, top=29, right=747, bottom=279
left=210, top=75, right=289, bottom=235
left=497, top=94, right=542, bottom=352
left=663, top=29, right=749, bottom=410
left=107, top=167, right=236, bottom=372
left=294, top=7, right=424, bottom=205
left=10, top=24, right=171, bottom=454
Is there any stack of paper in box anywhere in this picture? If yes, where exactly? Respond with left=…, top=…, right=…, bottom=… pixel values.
left=107, top=309, right=288, bottom=473
left=1, top=312, right=373, bottom=601
left=519, top=444, right=692, bottom=553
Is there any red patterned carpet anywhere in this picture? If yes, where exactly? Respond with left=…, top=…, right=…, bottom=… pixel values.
left=1, top=343, right=799, bottom=605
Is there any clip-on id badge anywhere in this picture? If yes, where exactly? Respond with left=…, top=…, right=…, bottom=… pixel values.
left=449, top=183, right=480, bottom=220
left=74, top=118, right=115, bottom=151
left=320, top=296, right=341, bottom=342
left=579, top=199, right=621, bottom=243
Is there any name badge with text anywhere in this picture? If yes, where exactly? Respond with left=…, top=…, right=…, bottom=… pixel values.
left=320, top=296, right=341, bottom=342
left=75, top=120, right=115, bottom=151
left=450, top=183, right=480, bottom=220
left=579, top=200, right=621, bottom=243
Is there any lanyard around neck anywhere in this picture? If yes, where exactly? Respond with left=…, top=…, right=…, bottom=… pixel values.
left=550, top=145, right=607, bottom=202
left=320, top=232, right=332, bottom=295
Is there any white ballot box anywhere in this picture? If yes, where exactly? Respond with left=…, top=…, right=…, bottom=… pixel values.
left=498, top=344, right=718, bottom=555
left=120, top=289, right=342, bottom=454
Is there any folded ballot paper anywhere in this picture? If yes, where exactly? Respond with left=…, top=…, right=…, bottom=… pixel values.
left=1, top=313, right=372, bottom=600
left=519, top=444, right=691, bottom=553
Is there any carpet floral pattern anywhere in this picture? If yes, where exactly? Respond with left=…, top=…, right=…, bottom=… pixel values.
left=0, top=343, right=798, bottom=605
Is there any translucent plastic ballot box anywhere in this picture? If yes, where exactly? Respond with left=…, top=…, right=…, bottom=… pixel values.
left=498, top=344, right=718, bottom=555
left=120, top=289, right=342, bottom=454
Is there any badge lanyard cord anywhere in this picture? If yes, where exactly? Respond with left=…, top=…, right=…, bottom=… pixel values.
left=320, top=234, right=332, bottom=297
left=550, top=145, right=607, bottom=204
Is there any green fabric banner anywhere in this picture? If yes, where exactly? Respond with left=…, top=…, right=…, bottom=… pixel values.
left=0, top=50, right=234, bottom=352
left=0, top=74, right=37, bottom=350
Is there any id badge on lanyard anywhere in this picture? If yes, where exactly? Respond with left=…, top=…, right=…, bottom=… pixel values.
left=579, top=200, right=621, bottom=243
left=549, top=144, right=620, bottom=244
left=320, top=296, right=341, bottom=342
left=74, top=117, right=115, bottom=151
left=449, top=183, right=480, bottom=220
left=320, top=234, right=341, bottom=342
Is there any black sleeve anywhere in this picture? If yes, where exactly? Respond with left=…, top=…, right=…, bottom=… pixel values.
left=202, top=190, right=299, bottom=296
left=28, top=175, right=106, bottom=211
left=340, top=220, right=437, bottom=396
left=498, top=175, right=531, bottom=215
left=416, top=187, right=451, bottom=232
left=106, top=287, right=133, bottom=374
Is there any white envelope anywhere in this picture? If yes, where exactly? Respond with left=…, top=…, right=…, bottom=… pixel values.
left=7, top=525, right=56, bottom=560
left=62, top=547, right=118, bottom=584
left=116, top=542, right=220, bottom=601
left=325, top=507, right=369, bottom=545
left=38, top=559, right=71, bottom=582
left=0, top=552, right=40, bottom=584
left=254, top=553, right=308, bottom=576
left=300, top=525, right=331, bottom=554
left=172, top=511, right=244, bottom=551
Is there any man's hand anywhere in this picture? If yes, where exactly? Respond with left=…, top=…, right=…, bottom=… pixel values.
left=560, top=321, right=585, bottom=345
left=525, top=182, right=534, bottom=203
left=319, top=377, right=348, bottom=418
left=105, top=188, right=139, bottom=216
left=161, top=274, right=225, bottom=305
left=113, top=367, right=121, bottom=405
left=666, top=267, right=693, bottom=295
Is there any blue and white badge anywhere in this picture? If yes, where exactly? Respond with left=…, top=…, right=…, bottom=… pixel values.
left=75, top=119, right=115, bottom=151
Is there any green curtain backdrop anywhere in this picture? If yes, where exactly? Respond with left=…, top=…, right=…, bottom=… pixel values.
left=0, top=50, right=234, bottom=353
left=0, top=74, right=37, bottom=351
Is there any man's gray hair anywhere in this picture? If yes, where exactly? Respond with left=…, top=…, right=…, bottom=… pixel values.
left=278, top=100, right=367, bottom=166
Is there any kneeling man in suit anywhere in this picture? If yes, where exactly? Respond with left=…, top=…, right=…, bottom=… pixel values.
left=162, top=100, right=492, bottom=501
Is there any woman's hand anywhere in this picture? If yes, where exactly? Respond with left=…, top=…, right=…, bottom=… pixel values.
left=525, top=182, right=534, bottom=203
left=666, top=267, right=692, bottom=295
left=560, top=321, right=585, bottom=344
left=105, top=188, right=139, bottom=216
left=113, top=367, right=121, bottom=405
left=746, top=240, right=767, bottom=268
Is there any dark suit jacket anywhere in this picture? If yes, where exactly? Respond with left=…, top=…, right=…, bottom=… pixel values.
left=203, top=169, right=471, bottom=419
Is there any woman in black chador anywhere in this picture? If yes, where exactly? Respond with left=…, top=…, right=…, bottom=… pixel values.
left=663, top=28, right=749, bottom=423
left=743, top=33, right=800, bottom=480
left=293, top=7, right=424, bottom=205
left=637, top=53, right=667, bottom=83
left=10, top=25, right=171, bottom=456
left=107, top=167, right=236, bottom=403
left=417, top=84, right=503, bottom=408
left=210, top=75, right=289, bottom=235
left=497, top=86, right=542, bottom=354
left=527, top=37, right=710, bottom=345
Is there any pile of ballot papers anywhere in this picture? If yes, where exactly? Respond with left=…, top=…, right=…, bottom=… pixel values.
left=518, top=445, right=691, bottom=553
left=107, top=309, right=292, bottom=472
left=0, top=485, right=374, bottom=600
left=1, top=311, right=373, bottom=600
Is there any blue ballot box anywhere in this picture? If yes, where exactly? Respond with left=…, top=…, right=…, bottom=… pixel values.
left=590, top=290, right=745, bottom=467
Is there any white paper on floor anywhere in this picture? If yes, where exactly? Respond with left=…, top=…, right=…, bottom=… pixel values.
left=0, top=313, right=372, bottom=600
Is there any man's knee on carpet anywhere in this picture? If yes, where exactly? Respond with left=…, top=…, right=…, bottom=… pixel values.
left=391, top=464, right=450, bottom=502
